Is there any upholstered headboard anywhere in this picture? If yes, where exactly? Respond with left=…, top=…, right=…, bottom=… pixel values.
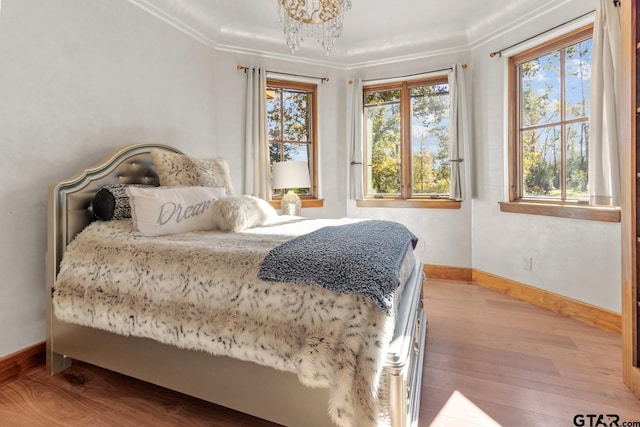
left=46, top=143, right=183, bottom=279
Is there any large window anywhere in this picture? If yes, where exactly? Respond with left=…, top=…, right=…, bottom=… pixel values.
left=363, top=77, right=453, bottom=204
left=508, top=26, right=592, bottom=205
left=266, top=79, right=317, bottom=199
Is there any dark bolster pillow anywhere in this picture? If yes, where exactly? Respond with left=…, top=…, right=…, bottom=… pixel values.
left=93, top=184, right=152, bottom=221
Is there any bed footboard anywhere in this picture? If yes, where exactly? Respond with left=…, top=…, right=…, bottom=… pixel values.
left=384, top=263, right=426, bottom=427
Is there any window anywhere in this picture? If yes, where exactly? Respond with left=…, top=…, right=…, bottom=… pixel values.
left=266, top=79, right=318, bottom=200
left=503, top=26, right=614, bottom=219
left=361, top=77, right=457, bottom=207
left=503, top=24, right=618, bottom=221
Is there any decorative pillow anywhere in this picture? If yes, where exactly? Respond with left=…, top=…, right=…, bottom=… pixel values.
left=128, top=186, right=227, bottom=236
left=150, top=149, right=235, bottom=195
left=93, top=184, right=152, bottom=221
left=211, top=195, right=278, bottom=232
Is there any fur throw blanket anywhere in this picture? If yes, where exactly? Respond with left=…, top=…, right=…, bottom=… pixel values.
left=53, top=218, right=406, bottom=427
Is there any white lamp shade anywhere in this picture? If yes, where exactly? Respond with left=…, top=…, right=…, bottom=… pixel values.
left=272, top=161, right=311, bottom=189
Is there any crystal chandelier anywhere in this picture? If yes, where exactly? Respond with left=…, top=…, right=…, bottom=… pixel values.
left=277, top=0, right=352, bottom=55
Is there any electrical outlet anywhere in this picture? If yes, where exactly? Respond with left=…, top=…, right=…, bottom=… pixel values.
left=522, top=257, right=532, bottom=271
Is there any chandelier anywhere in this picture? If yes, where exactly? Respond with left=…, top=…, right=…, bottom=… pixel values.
left=277, top=0, right=352, bottom=55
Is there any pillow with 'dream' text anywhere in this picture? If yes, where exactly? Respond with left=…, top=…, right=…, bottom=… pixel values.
left=127, top=186, right=227, bottom=236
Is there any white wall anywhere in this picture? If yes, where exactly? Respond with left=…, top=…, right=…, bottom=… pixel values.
left=0, top=0, right=219, bottom=358
left=470, top=0, right=622, bottom=313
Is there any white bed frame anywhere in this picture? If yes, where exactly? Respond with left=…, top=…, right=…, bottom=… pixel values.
left=46, top=143, right=427, bottom=427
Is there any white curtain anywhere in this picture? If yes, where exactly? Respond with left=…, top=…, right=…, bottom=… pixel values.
left=448, top=64, right=472, bottom=201
left=589, top=0, right=621, bottom=206
left=244, top=67, right=271, bottom=200
left=348, top=77, right=364, bottom=199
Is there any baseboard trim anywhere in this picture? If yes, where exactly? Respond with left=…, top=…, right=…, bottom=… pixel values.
left=471, top=270, right=622, bottom=334
left=0, top=341, right=45, bottom=386
left=424, top=264, right=622, bottom=334
left=424, top=264, right=473, bottom=281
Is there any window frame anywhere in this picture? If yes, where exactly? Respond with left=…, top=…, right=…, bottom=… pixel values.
left=358, top=76, right=460, bottom=209
left=266, top=78, right=322, bottom=207
left=501, top=24, right=619, bottom=222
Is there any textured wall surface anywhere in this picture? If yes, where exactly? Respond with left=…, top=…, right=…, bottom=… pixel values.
left=0, top=0, right=218, bottom=358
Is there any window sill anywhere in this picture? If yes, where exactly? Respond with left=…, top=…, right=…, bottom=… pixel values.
left=499, top=201, right=620, bottom=223
left=268, top=198, right=324, bottom=209
left=356, top=198, right=461, bottom=209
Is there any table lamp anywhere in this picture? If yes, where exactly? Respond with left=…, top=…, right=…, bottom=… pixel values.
left=272, top=161, right=311, bottom=216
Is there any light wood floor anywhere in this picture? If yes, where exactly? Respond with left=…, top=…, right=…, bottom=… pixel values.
left=1, top=279, right=639, bottom=426
left=420, top=279, right=640, bottom=426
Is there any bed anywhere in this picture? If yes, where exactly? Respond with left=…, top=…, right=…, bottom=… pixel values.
left=46, top=143, right=427, bottom=427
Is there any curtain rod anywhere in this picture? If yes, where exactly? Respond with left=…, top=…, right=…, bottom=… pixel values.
left=489, top=8, right=599, bottom=58
left=348, top=64, right=467, bottom=85
left=236, top=65, right=329, bottom=83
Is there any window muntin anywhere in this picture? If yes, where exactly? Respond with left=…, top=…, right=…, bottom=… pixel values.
left=363, top=77, right=450, bottom=200
left=511, top=27, right=592, bottom=203
left=266, top=79, right=317, bottom=198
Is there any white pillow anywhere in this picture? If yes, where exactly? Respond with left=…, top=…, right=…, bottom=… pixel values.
left=128, top=186, right=227, bottom=236
left=211, top=195, right=278, bottom=232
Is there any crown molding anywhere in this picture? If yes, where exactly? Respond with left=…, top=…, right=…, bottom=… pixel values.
left=216, top=41, right=470, bottom=71
left=467, top=0, right=581, bottom=51
left=127, top=0, right=217, bottom=48
left=214, top=43, right=347, bottom=70
left=343, top=44, right=469, bottom=70
left=129, top=0, right=590, bottom=70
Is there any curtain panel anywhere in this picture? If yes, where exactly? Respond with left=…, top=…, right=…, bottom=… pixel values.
left=244, top=67, right=271, bottom=200
left=589, top=0, right=621, bottom=206
left=449, top=63, right=472, bottom=201
left=348, top=77, right=364, bottom=200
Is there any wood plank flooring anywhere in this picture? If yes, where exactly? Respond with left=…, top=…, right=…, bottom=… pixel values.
left=1, top=279, right=639, bottom=426
left=421, top=280, right=640, bottom=426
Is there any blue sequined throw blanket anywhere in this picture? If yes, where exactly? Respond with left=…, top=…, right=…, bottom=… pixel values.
left=258, top=220, right=418, bottom=314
